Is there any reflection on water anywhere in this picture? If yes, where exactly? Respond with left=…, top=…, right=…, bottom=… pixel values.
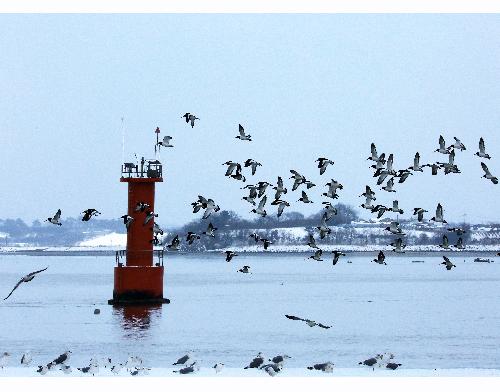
left=112, top=305, right=163, bottom=339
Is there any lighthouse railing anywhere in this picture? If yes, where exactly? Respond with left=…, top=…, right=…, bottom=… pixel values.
left=115, top=249, right=164, bottom=266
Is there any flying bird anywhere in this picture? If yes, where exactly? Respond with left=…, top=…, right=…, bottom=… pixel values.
left=244, top=159, right=262, bottom=175
left=225, top=250, right=237, bottom=262
left=251, top=195, right=267, bottom=217
left=441, top=255, right=456, bottom=270
left=271, top=199, right=290, bottom=218
left=481, top=162, right=498, bottom=184
left=289, top=170, right=306, bottom=191
left=316, top=213, right=331, bottom=239
left=307, top=362, right=334, bottom=373
left=186, top=232, right=200, bottom=245
left=166, top=235, right=181, bottom=251
left=260, top=238, right=272, bottom=250
left=285, top=314, right=332, bottom=329
left=121, top=215, right=134, bottom=230
left=391, top=237, right=406, bottom=253
left=307, top=234, right=319, bottom=249
left=182, top=113, right=199, bottom=128
left=435, top=135, right=451, bottom=154
left=331, top=250, right=346, bottom=265
left=430, top=203, right=447, bottom=224
left=308, top=249, right=324, bottom=261
left=372, top=251, right=387, bottom=265
left=413, top=207, right=428, bottom=222
left=439, top=235, right=450, bottom=250
left=81, top=209, right=101, bottom=221
left=448, top=137, right=466, bottom=151
left=157, top=135, right=174, bottom=148
left=409, top=152, right=424, bottom=172
left=202, top=222, right=218, bottom=237
left=46, top=209, right=62, bottom=226
left=4, top=267, right=48, bottom=300
left=236, top=124, right=252, bottom=141
left=475, top=137, right=491, bottom=159
left=135, top=202, right=150, bottom=212
left=385, top=221, right=405, bottom=235
left=273, top=176, right=288, bottom=199
left=316, top=157, right=334, bottom=175
left=298, top=190, right=313, bottom=204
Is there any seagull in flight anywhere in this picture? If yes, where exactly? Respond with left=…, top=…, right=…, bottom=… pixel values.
left=182, top=113, right=199, bottom=128
left=372, top=251, right=387, bottom=265
left=441, top=256, right=456, bottom=270
left=430, top=203, right=447, bottom=224
left=435, top=135, right=451, bottom=154
left=316, top=157, right=334, bottom=175
left=157, top=135, right=174, bottom=148
left=244, top=159, right=262, bottom=175
left=475, top=137, right=491, bottom=159
left=448, top=137, right=466, bottom=151
left=81, top=209, right=101, bottom=221
left=45, top=209, right=62, bottom=226
left=4, top=267, right=48, bottom=300
left=251, top=195, right=267, bottom=217
left=481, top=162, right=498, bottom=184
left=166, top=234, right=180, bottom=251
left=236, top=124, right=252, bottom=141
left=285, top=314, right=332, bottom=329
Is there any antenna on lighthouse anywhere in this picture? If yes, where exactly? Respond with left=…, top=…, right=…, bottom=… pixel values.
left=155, top=126, right=161, bottom=160
left=121, top=116, right=125, bottom=164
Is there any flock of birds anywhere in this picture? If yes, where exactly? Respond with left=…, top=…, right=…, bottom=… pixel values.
left=0, top=349, right=402, bottom=377
left=2, top=114, right=499, bottom=376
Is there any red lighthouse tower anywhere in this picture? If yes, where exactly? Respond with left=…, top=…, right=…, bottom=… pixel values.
left=108, top=153, right=169, bottom=305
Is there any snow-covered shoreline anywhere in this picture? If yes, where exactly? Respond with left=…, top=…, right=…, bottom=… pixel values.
left=2, top=367, right=500, bottom=377
left=1, top=245, right=499, bottom=255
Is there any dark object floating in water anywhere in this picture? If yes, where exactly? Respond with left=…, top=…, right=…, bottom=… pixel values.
left=412, top=260, right=425, bottom=263
left=474, top=258, right=494, bottom=263
left=94, top=309, right=100, bottom=315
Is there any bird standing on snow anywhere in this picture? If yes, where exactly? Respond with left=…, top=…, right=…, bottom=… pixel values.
left=244, top=353, right=265, bottom=369
left=21, top=351, right=32, bottom=366
left=45, top=209, right=62, bottom=226
left=173, top=352, right=193, bottom=366
left=173, top=362, right=200, bottom=374
left=236, top=124, right=252, bottom=141
left=4, top=267, right=48, bottom=300
left=0, top=352, right=10, bottom=369
left=261, top=363, right=282, bottom=376
left=213, top=363, right=224, bottom=373
left=307, top=362, right=334, bottom=372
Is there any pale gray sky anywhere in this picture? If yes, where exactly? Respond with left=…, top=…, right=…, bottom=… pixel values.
left=0, top=14, right=499, bottom=226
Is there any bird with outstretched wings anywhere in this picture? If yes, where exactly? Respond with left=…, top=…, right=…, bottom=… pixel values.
left=4, top=267, right=48, bottom=300
left=285, top=314, right=332, bottom=329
